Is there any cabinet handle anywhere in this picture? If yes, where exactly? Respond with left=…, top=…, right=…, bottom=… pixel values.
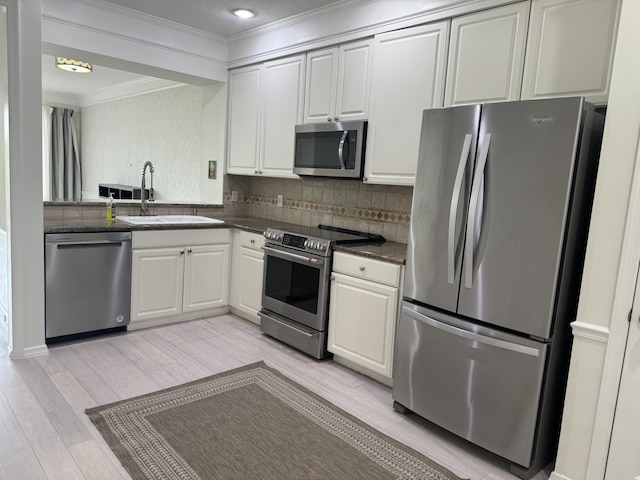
left=187, top=248, right=193, bottom=253
left=327, top=117, right=332, bottom=122
left=180, top=249, right=185, bottom=255
left=359, top=266, right=365, bottom=271
left=250, top=239, right=255, bottom=244
left=334, top=116, right=339, bottom=122
left=254, top=170, right=259, bottom=174
left=330, top=276, right=335, bottom=281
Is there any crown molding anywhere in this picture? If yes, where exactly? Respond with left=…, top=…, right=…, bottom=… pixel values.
left=42, top=0, right=228, bottom=82
left=79, top=77, right=185, bottom=107
left=43, top=78, right=185, bottom=108
left=227, top=0, right=514, bottom=67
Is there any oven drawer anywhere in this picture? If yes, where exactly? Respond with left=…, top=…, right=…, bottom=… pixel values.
left=240, top=231, right=265, bottom=251
left=259, top=310, right=327, bottom=359
left=332, top=251, right=401, bottom=287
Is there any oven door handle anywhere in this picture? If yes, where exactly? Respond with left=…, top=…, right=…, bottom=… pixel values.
left=263, top=245, right=325, bottom=265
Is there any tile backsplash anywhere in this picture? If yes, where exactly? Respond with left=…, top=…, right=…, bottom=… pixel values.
left=225, top=175, right=412, bottom=244
left=44, top=175, right=414, bottom=244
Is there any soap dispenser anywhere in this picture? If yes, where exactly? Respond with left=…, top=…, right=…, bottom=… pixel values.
left=106, top=194, right=116, bottom=220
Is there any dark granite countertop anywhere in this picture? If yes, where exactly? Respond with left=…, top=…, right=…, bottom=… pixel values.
left=43, top=216, right=407, bottom=264
left=333, top=242, right=406, bottom=265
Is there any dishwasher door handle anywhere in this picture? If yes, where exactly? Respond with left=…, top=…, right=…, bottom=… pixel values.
left=57, top=241, right=125, bottom=248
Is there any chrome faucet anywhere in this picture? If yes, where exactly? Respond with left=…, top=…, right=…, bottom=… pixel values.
left=140, top=161, right=155, bottom=215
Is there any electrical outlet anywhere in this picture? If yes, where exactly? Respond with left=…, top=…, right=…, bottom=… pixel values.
left=231, top=191, right=238, bottom=202
left=277, top=194, right=284, bottom=207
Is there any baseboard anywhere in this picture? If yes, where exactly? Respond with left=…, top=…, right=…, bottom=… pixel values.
left=127, top=306, right=230, bottom=331
left=549, top=472, right=572, bottom=480
left=229, top=306, right=260, bottom=325
left=10, top=344, right=49, bottom=359
left=332, top=355, right=393, bottom=387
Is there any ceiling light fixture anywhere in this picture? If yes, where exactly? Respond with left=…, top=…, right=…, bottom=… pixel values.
left=55, top=57, right=93, bottom=73
left=232, top=8, right=255, bottom=19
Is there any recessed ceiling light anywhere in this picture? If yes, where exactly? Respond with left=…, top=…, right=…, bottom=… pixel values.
left=232, top=8, right=255, bottom=19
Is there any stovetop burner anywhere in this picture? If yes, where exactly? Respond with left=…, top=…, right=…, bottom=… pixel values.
left=263, top=224, right=384, bottom=256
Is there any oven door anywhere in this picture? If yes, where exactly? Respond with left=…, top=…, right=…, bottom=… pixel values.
left=261, top=245, right=330, bottom=331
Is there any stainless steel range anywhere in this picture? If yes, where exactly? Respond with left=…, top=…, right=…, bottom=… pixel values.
left=259, top=224, right=383, bottom=359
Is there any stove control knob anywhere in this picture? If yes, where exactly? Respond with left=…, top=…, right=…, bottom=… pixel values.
left=319, top=243, right=327, bottom=251
left=274, top=233, right=282, bottom=241
left=303, top=240, right=310, bottom=248
left=263, top=231, right=269, bottom=239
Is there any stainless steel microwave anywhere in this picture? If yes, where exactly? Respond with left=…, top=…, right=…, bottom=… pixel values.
left=293, top=121, right=367, bottom=179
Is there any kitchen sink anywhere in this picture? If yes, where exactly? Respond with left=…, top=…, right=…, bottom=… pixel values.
left=116, top=215, right=224, bottom=225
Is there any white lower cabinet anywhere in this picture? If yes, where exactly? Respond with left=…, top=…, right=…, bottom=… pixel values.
left=328, top=252, right=401, bottom=379
left=130, top=229, right=230, bottom=329
left=229, top=230, right=265, bottom=324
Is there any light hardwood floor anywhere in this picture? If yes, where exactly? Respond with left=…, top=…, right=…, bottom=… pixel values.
left=0, top=314, right=552, bottom=480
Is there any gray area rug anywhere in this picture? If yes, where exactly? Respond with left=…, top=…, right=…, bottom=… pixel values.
left=86, top=361, right=465, bottom=480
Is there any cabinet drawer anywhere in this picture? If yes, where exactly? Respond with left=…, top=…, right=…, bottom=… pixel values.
left=332, top=251, right=401, bottom=287
left=240, top=230, right=265, bottom=251
left=133, top=228, right=230, bottom=248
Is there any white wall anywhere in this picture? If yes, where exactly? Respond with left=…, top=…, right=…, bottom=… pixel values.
left=5, top=0, right=46, bottom=358
left=551, top=0, right=640, bottom=479
left=81, top=84, right=225, bottom=204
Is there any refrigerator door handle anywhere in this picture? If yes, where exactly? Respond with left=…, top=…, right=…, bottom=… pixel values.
left=465, top=133, right=491, bottom=289
left=402, top=306, right=541, bottom=357
left=448, top=134, right=473, bottom=284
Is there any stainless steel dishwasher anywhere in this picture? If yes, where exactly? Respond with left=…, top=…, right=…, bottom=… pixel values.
left=45, top=231, right=132, bottom=341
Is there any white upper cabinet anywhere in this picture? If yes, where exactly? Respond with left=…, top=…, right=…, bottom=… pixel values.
left=261, top=55, right=305, bottom=176
left=304, top=39, right=373, bottom=123
left=227, top=54, right=305, bottom=177
left=227, top=64, right=262, bottom=175
left=521, top=0, right=620, bottom=105
left=444, top=2, right=530, bottom=107
left=364, top=22, right=449, bottom=186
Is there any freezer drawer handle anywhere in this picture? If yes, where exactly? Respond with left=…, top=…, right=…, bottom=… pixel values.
left=402, top=306, right=540, bottom=357
left=448, top=134, right=473, bottom=284
left=465, top=133, right=491, bottom=289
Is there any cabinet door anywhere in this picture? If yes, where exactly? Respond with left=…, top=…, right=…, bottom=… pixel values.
left=365, top=22, right=449, bottom=186
left=304, top=48, right=339, bottom=123
left=131, top=247, right=184, bottom=322
left=335, top=40, right=373, bottom=122
left=444, top=2, right=529, bottom=107
left=183, top=244, right=230, bottom=312
left=238, top=247, right=264, bottom=320
left=521, top=0, right=620, bottom=105
left=328, top=272, right=398, bottom=378
left=227, top=64, right=262, bottom=175
left=261, top=54, right=305, bottom=177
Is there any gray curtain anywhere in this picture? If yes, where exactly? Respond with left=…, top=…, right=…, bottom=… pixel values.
left=50, top=107, right=81, bottom=201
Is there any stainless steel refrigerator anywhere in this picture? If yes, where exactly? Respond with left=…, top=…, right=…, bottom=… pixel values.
left=392, top=98, right=604, bottom=479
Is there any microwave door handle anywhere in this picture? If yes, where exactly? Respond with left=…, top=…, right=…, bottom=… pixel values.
left=337, top=131, right=348, bottom=169
left=448, top=134, right=473, bottom=284
left=465, top=133, right=491, bottom=289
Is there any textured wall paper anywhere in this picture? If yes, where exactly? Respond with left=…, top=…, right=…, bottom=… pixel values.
left=81, top=85, right=221, bottom=203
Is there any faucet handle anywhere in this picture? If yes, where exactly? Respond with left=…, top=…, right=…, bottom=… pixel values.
left=149, top=187, right=155, bottom=202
